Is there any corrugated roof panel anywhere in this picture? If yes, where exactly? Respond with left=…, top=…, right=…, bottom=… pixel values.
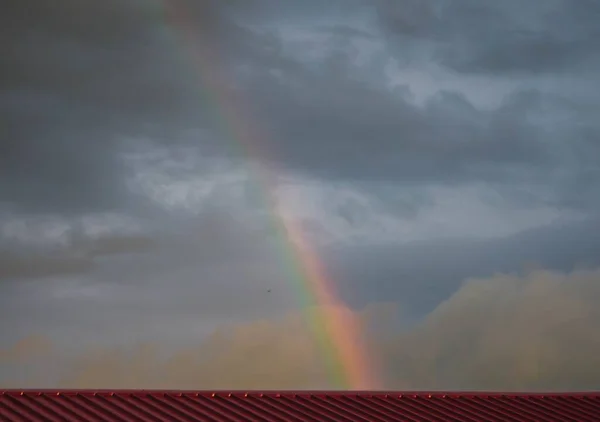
left=1, top=390, right=599, bottom=421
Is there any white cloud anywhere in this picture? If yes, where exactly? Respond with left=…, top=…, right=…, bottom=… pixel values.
left=273, top=20, right=385, bottom=71
left=385, top=60, right=519, bottom=109
left=122, top=142, right=255, bottom=215
left=413, top=184, right=568, bottom=239
left=0, top=212, right=142, bottom=252
left=0, top=215, right=72, bottom=249
left=273, top=178, right=405, bottom=244
left=272, top=178, right=574, bottom=245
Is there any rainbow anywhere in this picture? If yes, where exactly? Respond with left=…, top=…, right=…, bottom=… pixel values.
left=161, top=0, right=378, bottom=390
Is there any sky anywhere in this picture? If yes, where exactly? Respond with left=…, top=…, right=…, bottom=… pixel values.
left=1, top=0, right=600, bottom=391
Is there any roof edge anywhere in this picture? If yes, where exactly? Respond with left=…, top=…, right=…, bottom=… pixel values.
left=3, top=389, right=600, bottom=398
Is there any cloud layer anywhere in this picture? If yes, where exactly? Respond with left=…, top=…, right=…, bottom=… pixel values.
left=3, top=0, right=600, bottom=392
left=3, top=0, right=599, bottom=215
left=3, top=269, right=600, bottom=391
left=377, top=0, right=600, bottom=74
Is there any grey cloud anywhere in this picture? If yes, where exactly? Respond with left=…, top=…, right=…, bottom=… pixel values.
left=0, top=253, right=93, bottom=282
left=0, top=233, right=156, bottom=281
left=88, top=212, right=294, bottom=321
left=0, top=209, right=295, bottom=353
left=76, top=235, right=155, bottom=258
left=1, top=0, right=251, bottom=214
left=250, top=62, right=599, bottom=210
left=3, top=0, right=599, bottom=217
left=376, top=0, right=600, bottom=75
left=328, top=216, right=600, bottom=317
left=317, top=24, right=376, bottom=40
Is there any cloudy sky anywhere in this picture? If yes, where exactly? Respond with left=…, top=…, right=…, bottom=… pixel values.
left=2, top=0, right=600, bottom=391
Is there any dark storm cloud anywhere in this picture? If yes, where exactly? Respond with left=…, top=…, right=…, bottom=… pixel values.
left=255, top=79, right=552, bottom=182
left=1, top=0, right=249, bottom=214
left=240, top=4, right=598, bottom=211
left=3, top=0, right=599, bottom=216
left=375, top=0, right=600, bottom=74
left=245, top=62, right=599, bottom=212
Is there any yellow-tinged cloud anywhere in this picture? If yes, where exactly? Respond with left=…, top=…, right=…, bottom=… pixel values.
left=3, top=269, right=600, bottom=391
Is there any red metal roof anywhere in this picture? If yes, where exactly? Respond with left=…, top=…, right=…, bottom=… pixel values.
left=1, top=390, right=599, bottom=421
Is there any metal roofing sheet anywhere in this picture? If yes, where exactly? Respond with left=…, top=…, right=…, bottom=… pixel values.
left=1, top=390, right=599, bottom=421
